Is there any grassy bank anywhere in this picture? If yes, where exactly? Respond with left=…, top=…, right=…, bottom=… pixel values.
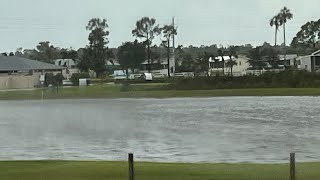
left=0, top=161, right=319, bottom=180
left=1, top=84, right=320, bottom=100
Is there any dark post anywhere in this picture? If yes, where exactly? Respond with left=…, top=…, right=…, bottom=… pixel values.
left=167, top=39, right=171, bottom=78
left=290, top=153, right=296, bottom=180
left=128, top=153, right=134, bottom=180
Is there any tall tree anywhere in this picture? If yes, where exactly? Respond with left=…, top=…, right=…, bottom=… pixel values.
left=247, top=47, right=268, bottom=70
left=217, top=49, right=226, bottom=75
left=86, top=18, right=109, bottom=77
left=78, top=47, right=92, bottom=72
left=106, top=49, right=115, bottom=63
left=33, top=41, right=61, bottom=63
left=161, top=24, right=177, bottom=78
left=226, top=46, right=238, bottom=76
left=15, top=47, right=25, bottom=57
left=264, top=48, right=280, bottom=69
left=132, top=17, right=160, bottom=73
left=278, top=7, right=293, bottom=47
left=291, top=19, right=320, bottom=52
left=270, top=15, right=281, bottom=46
left=117, top=41, right=147, bottom=79
left=60, top=49, right=78, bottom=60
left=178, top=53, right=194, bottom=72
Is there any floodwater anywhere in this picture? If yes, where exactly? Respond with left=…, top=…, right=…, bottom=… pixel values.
left=0, top=97, right=320, bottom=163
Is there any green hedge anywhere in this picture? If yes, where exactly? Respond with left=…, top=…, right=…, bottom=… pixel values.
left=168, top=70, right=320, bottom=90
left=44, top=73, right=64, bottom=87
left=70, top=72, right=90, bottom=86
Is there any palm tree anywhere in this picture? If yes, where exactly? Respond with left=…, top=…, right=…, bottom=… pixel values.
left=132, top=17, right=160, bottom=73
left=217, top=49, right=225, bottom=75
left=227, top=47, right=238, bottom=76
left=160, top=25, right=177, bottom=78
left=278, top=7, right=293, bottom=47
left=270, top=15, right=281, bottom=46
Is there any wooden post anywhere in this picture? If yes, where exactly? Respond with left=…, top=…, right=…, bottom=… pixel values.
left=128, top=153, right=134, bottom=180
left=290, top=153, right=296, bottom=180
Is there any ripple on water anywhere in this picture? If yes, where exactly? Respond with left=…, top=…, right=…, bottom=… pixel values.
left=0, top=97, right=320, bottom=163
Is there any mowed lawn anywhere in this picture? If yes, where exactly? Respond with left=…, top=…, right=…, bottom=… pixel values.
left=0, top=161, right=320, bottom=180
left=1, top=84, right=320, bottom=100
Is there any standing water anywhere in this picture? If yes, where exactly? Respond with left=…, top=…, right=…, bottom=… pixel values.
left=0, top=97, right=320, bottom=163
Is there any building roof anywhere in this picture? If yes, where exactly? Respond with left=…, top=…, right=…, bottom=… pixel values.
left=106, top=61, right=120, bottom=66
left=54, top=59, right=77, bottom=67
left=141, top=59, right=169, bottom=65
left=0, top=56, right=64, bottom=71
left=279, top=54, right=298, bottom=60
left=209, top=56, right=241, bottom=62
left=312, top=50, right=320, bottom=56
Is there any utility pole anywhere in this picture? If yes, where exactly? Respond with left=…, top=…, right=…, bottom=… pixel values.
left=172, top=17, right=176, bottom=76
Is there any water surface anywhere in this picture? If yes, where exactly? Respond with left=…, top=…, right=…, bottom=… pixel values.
left=0, top=97, right=319, bottom=163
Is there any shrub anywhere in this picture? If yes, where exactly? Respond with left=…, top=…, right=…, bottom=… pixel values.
left=168, top=70, right=320, bottom=90
left=55, top=73, right=64, bottom=86
left=70, top=72, right=90, bottom=86
left=44, top=73, right=55, bottom=87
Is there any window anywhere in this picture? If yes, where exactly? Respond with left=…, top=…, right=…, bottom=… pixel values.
left=315, top=56, right=320, bottom=65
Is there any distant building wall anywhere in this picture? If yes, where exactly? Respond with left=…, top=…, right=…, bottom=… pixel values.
left=62, top=68, right=79, bottom=79
left=209, top=57, right=250, bottom=76
left=299, top=56, right=312, bottom=72
left=0, top=76, right=34, bottom=89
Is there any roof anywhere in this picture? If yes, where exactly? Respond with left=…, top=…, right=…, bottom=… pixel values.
left=209, top=56, right=238, bottom=62
left=312, top=50, right=320, bottom=56
left=141, top=59, right=169, bottom=65
left=0, top=56, right=64, bottom=71
left=279, top=54, right=298, bottom=60
left=54, top=59, right=77, bottom=67
left=106, top=61, right=120, bottom=66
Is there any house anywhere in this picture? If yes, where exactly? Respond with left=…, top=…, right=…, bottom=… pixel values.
left=208, top=56, right=250, bottom=76
left=299, top=50, right=320, bottom=72
left=0, top=56, right=64, bottom=89
left=106, top=61, right=121, bottom=74
left=278, top=54, right=298, bottom=68
left=54, top=59, right=79, bottom=79
left=139, top=59, right=170, bottom=76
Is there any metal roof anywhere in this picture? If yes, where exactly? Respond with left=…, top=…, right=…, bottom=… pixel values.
left=312, top=50, right=320, bottom=56
left=0, top=56, right=64, bottom=71
left=54, top=59, right=77, bottom=67
left=279, top=54, right=298, bottom=60
left=209, top=56, right=237, bottom=62
left=141, top=59, right=169, bottom=65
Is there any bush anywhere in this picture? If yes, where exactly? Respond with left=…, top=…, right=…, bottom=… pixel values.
left=168, top=70, right=320, bottom=90
left=55, top=73, right=64, bottom=86
left=70, top=72, right=90, bottom=86
left=44, top=73, right=55, bottom=87
left=44, top=73, right=65, bottom=87
left=114, top=78, right=172, bottom=84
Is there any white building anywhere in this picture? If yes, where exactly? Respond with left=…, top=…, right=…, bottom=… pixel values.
left=140, top=57, right=174, bottom=77
left=208, top=56, right=250, bottom=76
left=279, top=54, right=298, bottom=68
left=54, top=59, right=79, bottom=79
left=299, top=50, right=320, bottom=72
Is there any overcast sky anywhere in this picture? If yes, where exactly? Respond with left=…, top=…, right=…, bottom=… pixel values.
left=0, top=0, right=319, bottom=52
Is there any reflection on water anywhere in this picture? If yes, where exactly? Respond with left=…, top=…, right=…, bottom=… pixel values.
left=0, top=97, right=320, bottom=163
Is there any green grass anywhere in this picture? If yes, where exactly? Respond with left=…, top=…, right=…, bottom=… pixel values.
left=0, top=161, right=320, bottom=180
left=1, top=84, right=320, bottom=100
